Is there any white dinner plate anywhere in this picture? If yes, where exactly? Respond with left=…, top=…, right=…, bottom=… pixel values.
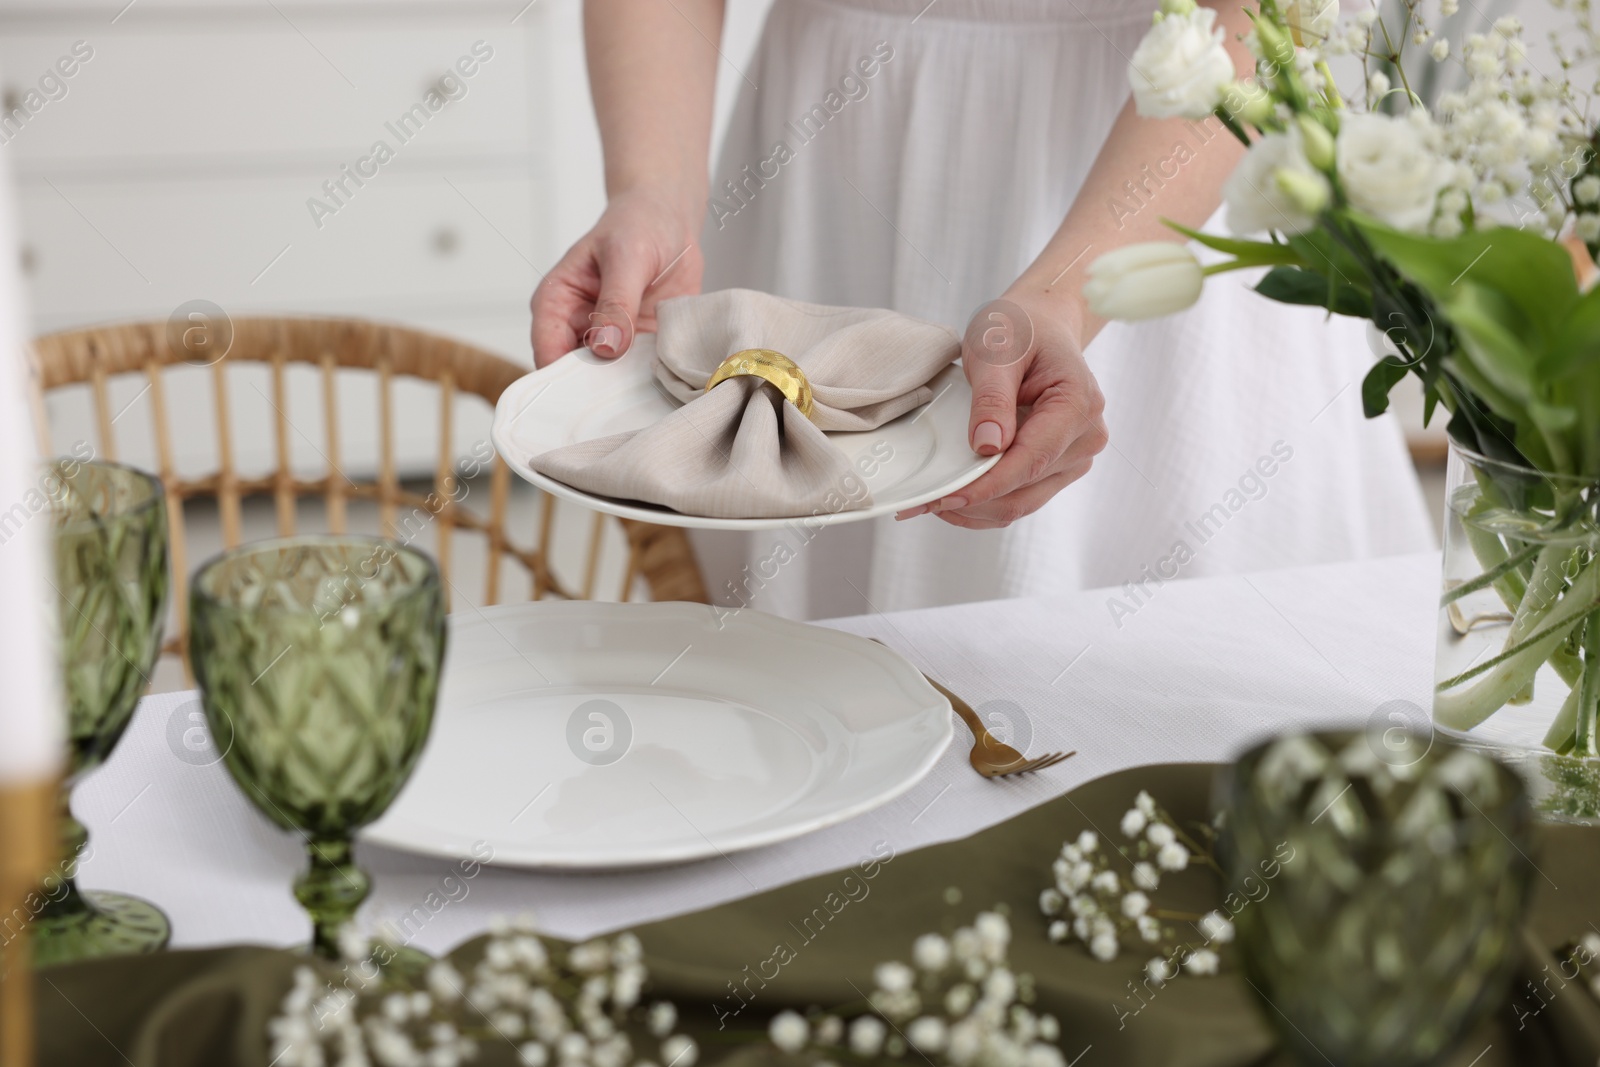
left=361, top=601, right=953, bottom=869
left=491, top=336, right=1000, bottom=531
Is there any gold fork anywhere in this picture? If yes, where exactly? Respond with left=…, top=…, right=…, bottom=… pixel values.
left=872, top=640, right=1074, bottom=778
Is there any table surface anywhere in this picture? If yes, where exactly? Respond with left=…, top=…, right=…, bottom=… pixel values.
left=75, top=551, right=1440, bottom=954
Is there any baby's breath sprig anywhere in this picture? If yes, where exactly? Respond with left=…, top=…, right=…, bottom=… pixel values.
left=267, top=918, right=699, bottom=1067
left=766, top=911, right=1070, bottom=1067
left=1040, top=792, right=1234, bottom=981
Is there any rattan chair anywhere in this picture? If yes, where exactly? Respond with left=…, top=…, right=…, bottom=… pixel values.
left=28, top=316, right=708, bottom=670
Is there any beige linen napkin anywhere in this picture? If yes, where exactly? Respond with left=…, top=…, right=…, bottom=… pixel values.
left=530, top=289, right=961, bottom=519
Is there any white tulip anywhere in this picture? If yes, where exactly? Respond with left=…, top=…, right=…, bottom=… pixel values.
left=1336, top=112, right=1451, bottom=231
left=1083, top=243, right=1204, bottom=322
left=1224, top=129, right=1329, bottom=235
left=1128, top=7, right=1236, bottom=120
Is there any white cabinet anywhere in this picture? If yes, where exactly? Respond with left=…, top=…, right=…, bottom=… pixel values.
left=0, top=0, right=566, bottom=475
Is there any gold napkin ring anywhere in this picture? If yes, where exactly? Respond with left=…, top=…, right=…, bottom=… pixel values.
left=704, top=349, right=815, bottom=419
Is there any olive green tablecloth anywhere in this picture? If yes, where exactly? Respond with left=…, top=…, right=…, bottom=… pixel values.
left=37, top=765, right=1600, bottom=1067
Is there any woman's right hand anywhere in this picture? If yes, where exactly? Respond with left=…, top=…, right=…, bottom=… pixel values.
left=530, top=188, right=704, bottom=367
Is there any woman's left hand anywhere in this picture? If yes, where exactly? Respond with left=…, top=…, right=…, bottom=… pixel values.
left=896, top=287, right=1108, bottom=529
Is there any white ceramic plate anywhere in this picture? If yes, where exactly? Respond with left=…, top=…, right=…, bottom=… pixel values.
left=362, top=601, right=953, bottom=869
left=491, top=336, right=1000, bottom=531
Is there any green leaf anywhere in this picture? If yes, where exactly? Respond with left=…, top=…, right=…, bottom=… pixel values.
left=1539, top=285, right=1600, bottom=380
left=1161, top=221, right=1302, bottom=265
left=1255, top=265, right=1372, bottom=317
left=1362, top=355, right=1410, bottom=418
left=1352, top=218, right=1579, bottom=350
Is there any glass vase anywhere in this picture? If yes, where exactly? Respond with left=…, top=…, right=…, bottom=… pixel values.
left=1434, top=438, right=1600, bottom=818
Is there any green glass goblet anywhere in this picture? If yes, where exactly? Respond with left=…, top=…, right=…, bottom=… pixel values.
left=188, top=536, right=446, bottom=959
left=1220, top=730, right=1533, bottom=1067
left=37, top=459, right=172, bottom=965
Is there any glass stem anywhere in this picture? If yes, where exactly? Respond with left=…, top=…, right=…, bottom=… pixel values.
left=38, top=786, right=90, bottom=921
left=294, top=837, right=370, bottom=960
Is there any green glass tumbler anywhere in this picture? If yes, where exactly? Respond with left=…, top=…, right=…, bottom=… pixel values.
left=37, top=459, right=172, bottom=965
left=1220, top=730, right=1533, bottom=1067
left=187, top=536, right=446, bottom=959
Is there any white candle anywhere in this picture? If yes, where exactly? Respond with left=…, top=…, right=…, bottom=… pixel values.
left=0, top=156, right=61, bottom=784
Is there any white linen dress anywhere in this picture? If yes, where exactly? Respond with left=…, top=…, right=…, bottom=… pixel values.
left=693, top=0, right=1434, bottom=619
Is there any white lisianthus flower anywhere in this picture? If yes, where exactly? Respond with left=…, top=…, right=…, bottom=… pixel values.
left=1083, top=243, right=1204, bottom=321
left=1128, top=7, right=1235, bottom=119
left=1224, top=129, right=1329, bottom=235
left=1283, top=0, right=1338, bottom=46
left=768, top=1011, right=809, bottom=1053
left=1336, top=112, right=1451, bottom=231
left=1120, top=808, right=1148, bottom=837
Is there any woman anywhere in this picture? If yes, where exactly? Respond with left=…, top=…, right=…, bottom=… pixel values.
left=532, top=0, right=1432, bottom=619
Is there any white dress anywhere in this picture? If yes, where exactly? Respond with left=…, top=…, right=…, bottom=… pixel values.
left=694, top=0, right=1434, bottom=619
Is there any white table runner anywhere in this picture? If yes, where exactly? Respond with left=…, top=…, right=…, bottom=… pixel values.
left=72, top=552, right=1439, bottom=954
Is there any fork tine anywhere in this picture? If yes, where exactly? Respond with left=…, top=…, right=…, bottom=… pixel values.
left=1002, top=751, right=1074, bottom=777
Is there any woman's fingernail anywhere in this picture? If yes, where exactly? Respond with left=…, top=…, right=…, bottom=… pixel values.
left=588, top=324, right=623, bottom=355
left=896, top=505, right=929, bottom=520
left=973, top=421, right=1003, bottom=455
left=934, top=495, right=968, bottom=513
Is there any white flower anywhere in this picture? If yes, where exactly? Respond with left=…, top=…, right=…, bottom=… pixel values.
left=1184, top=949, right=1221, bottom=975
left=1025, top=1045, right=1065, bottom=1067
left=983, top=968, right=1016, bottom=1006
left=875, top=961, right=915, bottom=994
left=1128, top=7, right=1235, bottom=119
left=849, top=1016, right=887, bottom=1057
left=647, top=1002, right=677, bottom=1038
left=907, top=1017, right=948, bottom=1053
left=1069, top=894, right=1099, bottom=918
left=1039, top=1015, right=1060, bottom=1042
left=1146, top=823, right=1176, bottom=848
left=1076, top=831, right=1098, bottom=854
left=1577, top=175, right=1600, bottom=206
left=913, top=932, right=953, bottom=971
left=1047, top=920, right=1069, bottom=943
left=1283, top=0, right=1338, bottom=46
left=769, top=1011, right=809, bottom=1053
left=1132, top=862, right=1160, bottom=891
left=1197, top=910, right=1236, bottom=943
left=1090, top=932, right=1119, bottom=961
left=1157, top=842, right=1190, bottom=871
left=1135, top=791, right=1157, bottom=817
left=661, top=1034, right=697, bottom=1067
left=1084, top=243, right=1204, bottom=321
left=1121, top=892, right=1151, bottom=919
left=815, top=1016, right=843, bottom=1046
left=1578, top=214, right=1600, bottom=242
left=974, top=912, right=1010, bottom=960
left=1146, top=956, right=1174, bottom=985
left=1431, top=38, right=1450, bottom=61
left=1224, top=129, right=1329, bottom=235
left=1336, top=113, right=1450, bottom=231
left=520, top=1042, right=549, bottom=1067
left=1120, top=808, right=1148, bottom=837
left=1137, top=915, right=1162, bottom=942
left=945, top=983, right=976, bottom=1016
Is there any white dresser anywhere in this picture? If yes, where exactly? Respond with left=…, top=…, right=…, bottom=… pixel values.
left=0, top=0, right=610, bottom=476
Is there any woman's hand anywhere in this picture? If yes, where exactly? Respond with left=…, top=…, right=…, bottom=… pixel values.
left=897, top=288, right=1108, bottom=529
left=531, top=188, right=704, bottom=367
